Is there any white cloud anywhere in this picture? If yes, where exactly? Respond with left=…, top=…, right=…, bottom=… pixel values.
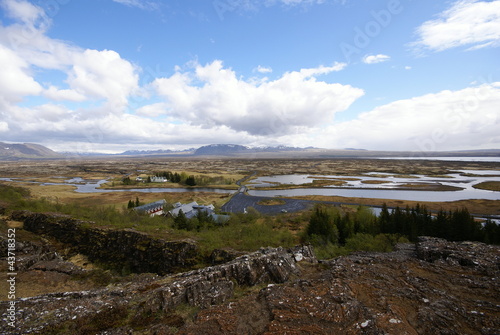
left=0, top=44, right=42, bottom=102
left=0, top=2, right=143, bottom=150
left=44, top=86, right=87, bottom=102
left=0, top=121, right=9, bottom=132
left=320, top=83, right=500, bottom=151
left=68, top=49, right=139, bottom=108
left=254, top=65, right=273, bottom=73
left=153, top=60, right=363, bottom=136
left=0, top=6, right=140, bottom=111
left=362, top=54, right=391, bottom=64
left=412, top=0, right=500, bottom=52
left=136, top=103, right=168, bottom=117
left=1, top=0, right=47, bottom=29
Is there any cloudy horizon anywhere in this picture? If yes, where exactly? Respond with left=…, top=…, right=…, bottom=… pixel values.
left=0, top=0, right=499, bottom=154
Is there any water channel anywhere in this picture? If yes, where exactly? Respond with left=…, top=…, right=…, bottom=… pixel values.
left=246, top=170, right=500, bottom=202
left=1, top=168, right=499, bottom=202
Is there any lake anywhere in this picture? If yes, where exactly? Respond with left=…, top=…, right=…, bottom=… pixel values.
left=246, top=170, right=500, bottom=202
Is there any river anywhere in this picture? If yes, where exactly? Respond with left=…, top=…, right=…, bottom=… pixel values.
left=2, top=167, right=499, bottom=202
left=246, top=170, right=500, bottom=202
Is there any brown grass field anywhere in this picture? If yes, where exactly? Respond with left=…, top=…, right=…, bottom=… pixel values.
left=0, top=157, right=499, bottom=215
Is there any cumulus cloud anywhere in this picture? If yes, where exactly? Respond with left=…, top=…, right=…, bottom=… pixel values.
left=412, top=0, right=500, bottom=52
left=0, top=44, right=42, bottom=102
left=0, top=1, right=140, bottom=110
left=362, top=54, right=390, bottom=64
left=68, top=49, right=139, bottom=108
left=43, top=86, right=87, bottom=102
left=0, top=0, right=142, bottom=151
left=321, top=83, right=500, bottom=151
left=136, top=103, right=168, bottom=117
left=153, top=60, right=363, bottom=136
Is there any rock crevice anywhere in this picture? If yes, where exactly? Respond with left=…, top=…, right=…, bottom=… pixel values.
left=10, top=210, right=199, bottom=275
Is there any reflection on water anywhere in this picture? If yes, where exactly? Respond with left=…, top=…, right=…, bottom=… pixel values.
left=376, top=157, right=500, bottom=163
left=2, top=167, right=499, bottom=202
left=246, top=170, right=500, bottom=202
left=248, top=187, right=500, bottom=202
left=42, top=179, right=235, bottom=194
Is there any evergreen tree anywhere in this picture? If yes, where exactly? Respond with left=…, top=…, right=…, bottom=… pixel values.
left=379, top=203, right=391, bottom=233
left=337, top=213, right=354, bottom=245
left=172, top=173, right=181, bottom=183
left=484, top=219, right=500, bottom=245
left=174, top=210, right=188, bottom=230
left=306, top=206, right=339, bottom=245
left=127, top=199, right=134, bottom=209
left=185, top=175, right=196, bottom=186
left=135, top=196, right=140, bottom=207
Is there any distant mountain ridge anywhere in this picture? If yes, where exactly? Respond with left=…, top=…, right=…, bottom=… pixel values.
left=193, top=144, right=317, bottom=155
left=119, top=148, right=195, bottom=156
left=194, top=144, right=249, bottom=155
left=1, top=142, right=499, bottom=160
left=0, top=142, right=62, bottom=160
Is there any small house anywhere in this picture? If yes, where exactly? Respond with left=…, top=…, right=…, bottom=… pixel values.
left=168, top=202, right=230, bottom=224
left=134, top=199, right=167, bottom=217
left=151, top=176, right=168, bottom=183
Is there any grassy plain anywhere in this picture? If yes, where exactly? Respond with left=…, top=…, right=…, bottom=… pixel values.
left=1, top=156, right=498, bottom=299
left=473, top=181, right=500, bottom=192
left=0, top=156, right=499, bottom=215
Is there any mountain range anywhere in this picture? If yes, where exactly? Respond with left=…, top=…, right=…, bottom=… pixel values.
left=0, top=142, right=62, bottom=160
left=1, top=142, right=499, bottom=160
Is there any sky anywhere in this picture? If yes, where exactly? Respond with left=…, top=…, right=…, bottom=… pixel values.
left=0, top=0, right=499, bottom=153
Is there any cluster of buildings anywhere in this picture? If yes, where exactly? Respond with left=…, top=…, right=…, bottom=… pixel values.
left=135, top=176, right=168, bottom=183
left=133, top=199, right=230, bottom=223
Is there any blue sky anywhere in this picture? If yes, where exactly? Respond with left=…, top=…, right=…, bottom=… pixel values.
left=0, top=0, right=499, bottom=153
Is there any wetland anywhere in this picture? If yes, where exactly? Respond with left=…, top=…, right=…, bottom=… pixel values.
left=0, top=156, right=499, bottom=215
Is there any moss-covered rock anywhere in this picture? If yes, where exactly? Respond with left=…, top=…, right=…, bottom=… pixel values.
left=11, top=210, right=199, bottom=275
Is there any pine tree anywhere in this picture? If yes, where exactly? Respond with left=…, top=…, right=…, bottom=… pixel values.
left=174, top=210, right=188, bottom=230
left=306, top=206, right=339, bottom=245
left=185, top=175, right=196, bottom=186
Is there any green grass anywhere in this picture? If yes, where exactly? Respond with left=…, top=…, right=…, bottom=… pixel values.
left=313, top=233, right=410, bottom=260
left=196, top=221, right=297, bottom=254
left=1, top=183, right=297, bottom=258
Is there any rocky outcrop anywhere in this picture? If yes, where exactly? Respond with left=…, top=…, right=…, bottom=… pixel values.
left=0, top=245, right=316, bottom=334
left=0, top=235, right=71, bottom=272
left=10, top=210, right=198, bottom=275
left=180, top=239, right=500, bottom=335
left=416, top=236, right=500, bottom=273
left=2, top=229, right=499, bottom=335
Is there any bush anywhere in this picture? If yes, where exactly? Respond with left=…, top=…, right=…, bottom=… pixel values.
left=345, top=233, right=408, bottom=253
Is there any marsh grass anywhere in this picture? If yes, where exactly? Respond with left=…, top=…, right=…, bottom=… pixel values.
left=257, top=198, right=286, bottom=206
left=473, top=181, right=500, bottom=191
